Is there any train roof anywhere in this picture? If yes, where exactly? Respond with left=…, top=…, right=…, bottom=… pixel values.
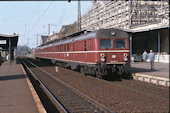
left=37, top=28, right=128, bottom=49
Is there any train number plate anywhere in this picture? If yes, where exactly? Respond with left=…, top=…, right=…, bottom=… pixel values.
left=112, top=55, right=116, bottom=58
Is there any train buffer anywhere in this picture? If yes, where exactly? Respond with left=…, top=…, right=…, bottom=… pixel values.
left=0, top=60, right=46, bottom=113
left=128, top=62, right=169, bottom=87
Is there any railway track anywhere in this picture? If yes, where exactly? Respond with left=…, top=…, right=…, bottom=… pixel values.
left=91, top=76, right=169, bottom=101
left=21, top=57, right=169, bottom=112
left=26, top=57, right=169, bottom=102
left=20, top=58, right=114, bottom=113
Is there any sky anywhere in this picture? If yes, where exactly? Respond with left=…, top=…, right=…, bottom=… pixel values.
left=0, top=1, right=92, bottom=48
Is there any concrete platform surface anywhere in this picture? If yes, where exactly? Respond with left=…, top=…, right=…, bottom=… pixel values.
left=0, top=60, right=39, bottom=113
left=129, top=62, right=169, bottom=78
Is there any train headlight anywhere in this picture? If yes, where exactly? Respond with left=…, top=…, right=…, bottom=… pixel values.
left=101, top=57, right=105, bottom=62
left=123, top=53, right=128, bottom=56
left=100, top=53, right=105, bottom=57
left=100, top=53, right=105, bottom=62
left=124, top=57, right=128, bottom=61
left=123, top=53, right=128, bottom=61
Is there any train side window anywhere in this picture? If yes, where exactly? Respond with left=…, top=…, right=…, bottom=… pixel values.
left=76, top=43, right=78, bottom=51
left=73, top=43, right=74, bottom=51
left=63, top=45, right=64, bottom=51
left=64, top=45, right=66, bottom=51
left=67, top=44, right=69, bottom=51
left=84, top=41, right=87, bottom=51
left=89, top=40, right=91, bottom=51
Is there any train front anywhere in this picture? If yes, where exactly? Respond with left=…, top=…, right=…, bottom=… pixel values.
left=95, top=29, right=130, bottom=78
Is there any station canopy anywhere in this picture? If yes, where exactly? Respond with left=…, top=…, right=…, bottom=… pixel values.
left=0, top=34, right=19, bottom=50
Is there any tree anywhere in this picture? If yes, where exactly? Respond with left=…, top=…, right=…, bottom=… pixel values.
left=16, top=45, right=31, bottom=56
left=58, top=22, right=78, bottom=38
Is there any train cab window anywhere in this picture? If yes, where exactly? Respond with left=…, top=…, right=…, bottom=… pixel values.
left=114, top=39, right=126, bottom=48
left=100, top=39, right=112, bottom=49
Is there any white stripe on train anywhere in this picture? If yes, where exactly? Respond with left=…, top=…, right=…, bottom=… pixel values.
left=36, top=50, right=130, bottom=54
left=35, top=56, right=126, bottom=65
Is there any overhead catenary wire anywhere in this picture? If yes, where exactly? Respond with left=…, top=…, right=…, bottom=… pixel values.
left=24, top=1, right=54, bottom=42
left=23, top=2, right=41, bottom=40
left=0, top=2, right=56, bottom=21
left=58, top=3, right=68, bottom=28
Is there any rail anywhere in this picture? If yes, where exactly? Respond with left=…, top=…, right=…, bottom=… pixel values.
left=20, top=59, right=68, bottom=113
left=20, top=58, right=114, bottom=113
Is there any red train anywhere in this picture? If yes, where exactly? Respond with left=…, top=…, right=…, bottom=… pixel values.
left=35, top=28, right=130, bottom=78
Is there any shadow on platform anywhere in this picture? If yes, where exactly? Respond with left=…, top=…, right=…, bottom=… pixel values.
left=103, top=72, right=133, bottom=82
left=0, top=74, right=25, bottom=81
left=0, top=59, right=4, bottom=66
left=129, top=67, right=158, bottom=73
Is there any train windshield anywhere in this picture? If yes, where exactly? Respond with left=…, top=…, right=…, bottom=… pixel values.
left=100, top=39, right=112, bottom=49
left=114, top=39, right=126, bottom=48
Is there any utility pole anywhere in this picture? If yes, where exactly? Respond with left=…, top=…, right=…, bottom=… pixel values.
left=48, top=24, right=57, bottom=36
left=27, top=38, right=29, bottom=47
left=48, top=24, right=50, bottom=36
left=78, top=0, right=81, bottom=32
left=34, top=33, right=41, bottom=47
left=37, top=34, right=38, bottom=46
left=68, top=0, right=81, bottom=32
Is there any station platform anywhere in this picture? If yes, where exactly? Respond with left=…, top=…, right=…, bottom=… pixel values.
left=0, top=60, right=45, bottom=113
left=128, top=62, right=169, bottom=87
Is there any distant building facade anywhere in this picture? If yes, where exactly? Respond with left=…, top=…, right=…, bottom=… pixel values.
left=40, top=35, right=48, bottom=45
left=81, top=1, right=169, bottom=31
left=47, top=33, right=60, bottom=42
left=81, top=1, right=169, bottom=63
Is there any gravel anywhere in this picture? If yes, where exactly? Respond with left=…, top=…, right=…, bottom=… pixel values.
left=28, top=58, right=169, bottom=112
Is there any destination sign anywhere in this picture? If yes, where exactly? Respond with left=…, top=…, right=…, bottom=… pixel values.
left=0, top=40, right=7, bottom=44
